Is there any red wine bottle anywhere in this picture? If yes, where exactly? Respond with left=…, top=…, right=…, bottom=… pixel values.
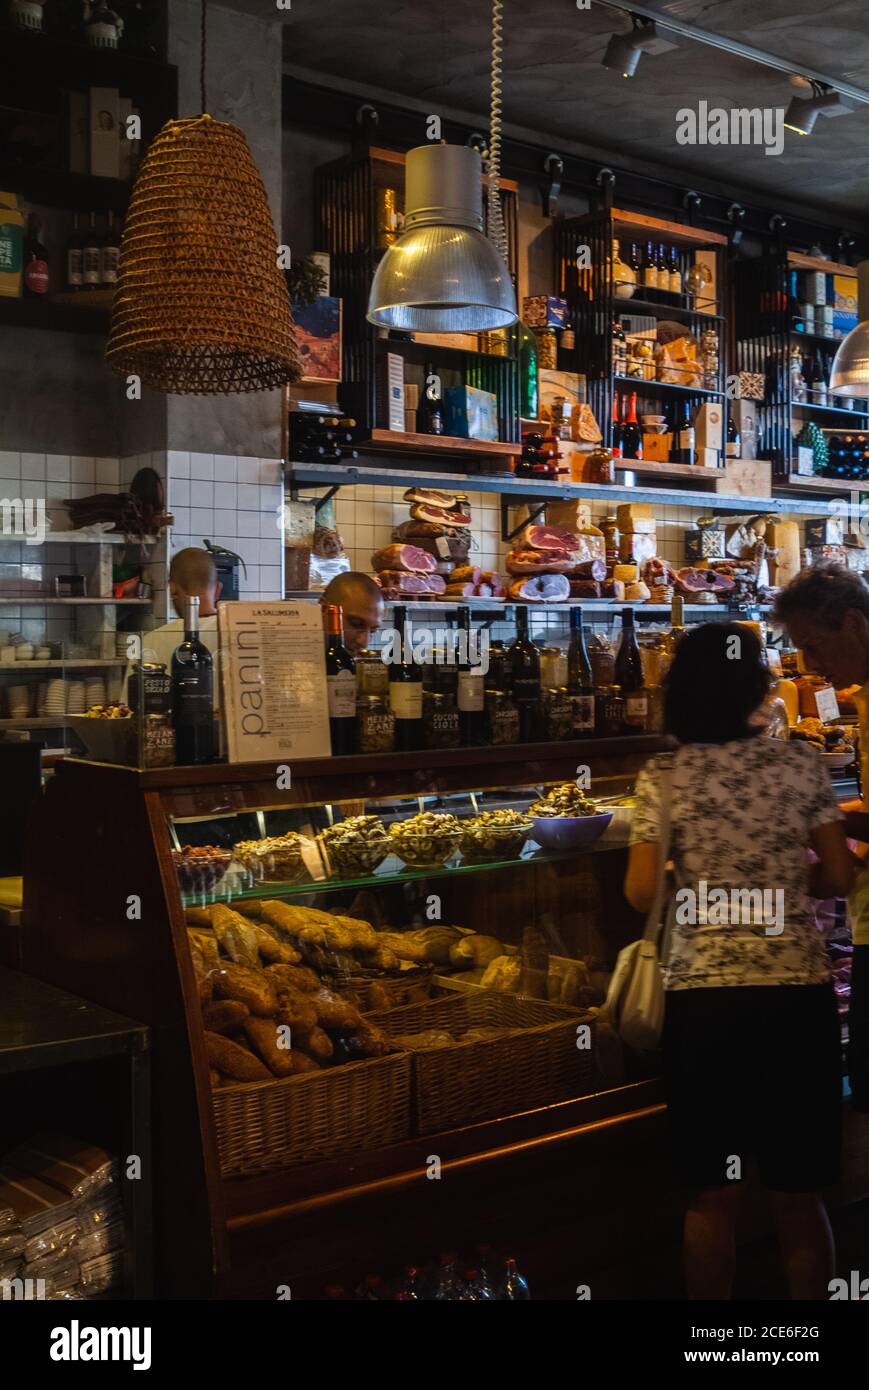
left=171, top=596, right=214, bottom=764
left=325, top=603, right=356, bottom=755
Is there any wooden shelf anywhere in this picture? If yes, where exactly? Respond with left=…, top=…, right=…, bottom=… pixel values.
left=0, top=596, right=151, bottom=606
left=612, top=207, right=727, bottom=248
left=784, top=473, right=869, bottom=492
left=788, top=251, right=859, bottom=278
left=0, top=659, right=125, bottom=670
left=791, top=398, right=869, bottom=415
left=0, top=297, right=109, bottom=335
left=613, top=459, right=723, bottom=481
left=367, top=428, right=522, bottom=457
left=614, top=374, right=723, bottom=398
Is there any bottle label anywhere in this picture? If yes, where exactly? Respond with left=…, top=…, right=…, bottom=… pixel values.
left=68, top=250, right=83, bottom=286
left=101, top=248, right=119, bottom=284
left=25, top=258, right=49, bottom=294
left=389, top=682, right=422, bottom=719
left=83, top=249, right=100, bottom=284
left=570, top=694, right=596, bottom=732
left=624, top=692, right=648, bottom=727
left=327, top=670, right=356, bottom=718
left=457, top=670, right=485, bottom=711
left=512, top=677, right=539, bottom=704
left=679, top=428, right=695, bottom=449
left=725, top=442, right=739, bottom=458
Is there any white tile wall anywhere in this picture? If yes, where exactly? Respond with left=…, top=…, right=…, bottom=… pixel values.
left=164, top=454, right=284, bottom=601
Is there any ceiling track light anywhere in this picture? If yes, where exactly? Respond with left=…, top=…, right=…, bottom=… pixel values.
left=602, top=14, right=678, bottom=78
left=784, top=80, right=857, bottom=135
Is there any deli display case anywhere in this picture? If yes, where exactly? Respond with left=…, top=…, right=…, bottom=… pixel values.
left=23, top=736, right=675, bottom=1298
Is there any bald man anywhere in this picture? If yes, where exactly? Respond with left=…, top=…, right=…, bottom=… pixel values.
left=320, top=572, right=384, bottom=655
left=127, top=547, right=222, bottom=697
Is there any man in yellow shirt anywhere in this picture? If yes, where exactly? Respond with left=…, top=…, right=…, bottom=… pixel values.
left=775, top=565, right=869, bottom=1111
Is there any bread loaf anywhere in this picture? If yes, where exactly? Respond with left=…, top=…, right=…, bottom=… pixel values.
left=213, top=963, right=277, bottom=1017
left=242, top=1016, right=296, bottom=1077
left=204, top=1031, right=271, bottom=1082
left=202, top=1000, right=250, bottom=1034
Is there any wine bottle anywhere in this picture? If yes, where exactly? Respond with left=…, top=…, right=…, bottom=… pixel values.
left=725, top=412, right=740, bottom=459
left=325, top=603, right=356, bottom=755
left=518, top=320, right=539, bottom=420
left=657, top=243, right=668, bottom=291
left=389, top=605, right=423, bottom=751
left=567, top=607, right=596, bottom=736
left=421, top=362, right=445, bottom=435
left=629, top=242, right=641, bottom=290
left=507, top=605, right=541, bottom=743
left=23, top=215, right=49, bottom=297
left=456, top=606, right=485, bottom=746
left=662, top=593, right=684, bottom=667
left=83, top=212, right=100, bottom=288
left=612, top=320, right=627, bottom=376
left=668, top=246, right=682, bottom=295
left=171, top=596, right=214, bottom=764
left=611, top=393, right=623, bottom=459
left=614, top=607, right=647, bottom=733
left=678, top=400, right=695, bottom=465
left=620, top=391, right=642, bottom=459
left=813, top=349, right=828, bottom=406
left=642, top=239, right=657, bottom=295
left=100, top=210, right=120, bottom=287
left=67, top=213, right=83, bottom=292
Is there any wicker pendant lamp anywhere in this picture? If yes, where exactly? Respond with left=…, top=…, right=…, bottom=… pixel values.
left=105, top=1, right=300, bottom=394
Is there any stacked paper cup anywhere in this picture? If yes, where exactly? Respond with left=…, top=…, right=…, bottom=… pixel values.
left=7, top=684, right=32, bottom=719
left=44, top=679, right=67, bottom=718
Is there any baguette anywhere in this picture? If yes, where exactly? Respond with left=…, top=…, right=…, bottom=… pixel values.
left=204, top=1031, right=271, bottom=1082
left=264, top=962, right=321, bottom=994
left=242, top=1016, right=296, bottom=1078
left=213, top=963, right=277, bottom=1017
left=296, top=1025, right=334, bottom=1062
left=202, top=999, right=250, bottom=1034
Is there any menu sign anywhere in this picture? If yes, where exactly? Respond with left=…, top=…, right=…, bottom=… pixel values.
left=218, top=601, right=331, bottom=763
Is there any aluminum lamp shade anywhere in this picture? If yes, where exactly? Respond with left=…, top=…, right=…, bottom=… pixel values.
left=829, top=261, right=869, bottom=398
left=367, top=144, right=517, bottom=333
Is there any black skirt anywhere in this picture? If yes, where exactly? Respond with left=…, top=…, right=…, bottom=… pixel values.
left=662, top=982, right=842, bottom=1193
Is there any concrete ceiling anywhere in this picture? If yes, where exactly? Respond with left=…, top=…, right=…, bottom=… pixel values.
left=272, top=0, right=869, bottom=220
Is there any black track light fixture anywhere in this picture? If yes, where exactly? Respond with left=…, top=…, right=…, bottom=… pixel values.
left=784, top=81, right=857, bottom=135
left=602, top=15, right=678, bottom=79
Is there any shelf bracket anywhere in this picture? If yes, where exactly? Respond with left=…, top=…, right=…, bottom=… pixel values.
left=541, top=154, right=564, bottom=218
left=313, top=485, right=341, bottom=514
left=501, top=497, right=548, bottom=543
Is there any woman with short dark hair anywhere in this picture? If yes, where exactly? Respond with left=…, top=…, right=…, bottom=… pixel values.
left=624, top=623, right=854, bottom=1300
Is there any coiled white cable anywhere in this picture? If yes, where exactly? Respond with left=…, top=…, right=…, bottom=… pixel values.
left=487, top=0, right=509, bottom=265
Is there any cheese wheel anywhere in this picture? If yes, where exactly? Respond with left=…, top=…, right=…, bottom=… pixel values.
left=614, top=562, right=639, bottom=583
left=625, top=581, right=651, bottom=602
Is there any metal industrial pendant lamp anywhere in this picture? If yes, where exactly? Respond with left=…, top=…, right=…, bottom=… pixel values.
left=105, top=0, right=300, bottom=394
left=829, top=262, right=869, bottom=400
left=366, top=0, right=517, bottom=334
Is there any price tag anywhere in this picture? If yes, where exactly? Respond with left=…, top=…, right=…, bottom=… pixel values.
left=815, top=686, right=840, bottom=724
left=766, top=648, right=783, bottom=677
left=435, top=536, right=451, bottom=559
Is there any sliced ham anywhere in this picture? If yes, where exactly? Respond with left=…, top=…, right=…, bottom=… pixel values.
left=374, top=570, right=432, bottom=594
left=506, top=549, right=576, bottom=575
left=566, top=557, right=606, bottom=581
left=643, top=557, right=676, bottom=586
left=403, top=487, right=460, bottom=508
left=676, top=566, right=735, bottom=595
left=392, top=527, right=472, bottom=561
left=508, top=574, right=571, bottom=602
left=421, top=574, right=446, bottom=594
left=524, top=523, right=578, bottom=552
left=450, top=565, right=482, bottom=586
left=371, top=543, right=436, bottom=574
left=410, top=502, right=472, bottom=528
left=444, top=582, right=477, bottom=599
left=474, top=583, right=493, bottom=598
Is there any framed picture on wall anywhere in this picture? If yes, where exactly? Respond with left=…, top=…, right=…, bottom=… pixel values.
left=291, top=296, right=343, bottom=384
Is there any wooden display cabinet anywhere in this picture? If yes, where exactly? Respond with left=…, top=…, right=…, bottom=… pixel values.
left=22, top=738, right=670, bottom=1298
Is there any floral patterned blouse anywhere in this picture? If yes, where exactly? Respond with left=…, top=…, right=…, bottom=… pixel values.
left=630, top=739, right=842, bottom=990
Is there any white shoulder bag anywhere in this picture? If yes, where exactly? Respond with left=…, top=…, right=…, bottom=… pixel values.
left=605, top=753, right=676, bottom=1051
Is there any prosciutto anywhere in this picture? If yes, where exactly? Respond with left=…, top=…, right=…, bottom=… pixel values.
left=523, top=523, right=579, bottom=552
left=506, top=549, right=576, bottom=575
left=676, top=566, right=735, bottom=595
left=508, top=573, right=571, bottom=602
left=371, top=543, right=437, bottom=574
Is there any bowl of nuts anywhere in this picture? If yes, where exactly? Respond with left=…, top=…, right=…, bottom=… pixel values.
left=68, top=705, right=137, bottom=765
left=528, top=783, right=612, bottom=851
left=388, top=812, right=463, bottom=871
left=232, top=831, right=310, bottom=884
left=172, top=845, right=233, bottom=896
left=458, top=809, right=533, bottom=863
left=319, top=816, right=391, bottom=877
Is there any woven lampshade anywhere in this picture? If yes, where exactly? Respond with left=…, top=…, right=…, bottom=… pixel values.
left=106, top=114, right=301, bottom=394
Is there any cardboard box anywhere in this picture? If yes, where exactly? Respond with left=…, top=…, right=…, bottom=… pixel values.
left=67, top=89, right=89, bottom=174
left=641, top=433, right=672, bottom=461
left=444, top=385, right=499, bottom=441
left=695, top=402, right=723, bottom=452
left=0, top=192, right=24, bottom=298
left=686, top=529, right=725, bottom=561
left=90, top=86, right=120, bottom=178
left=693, top=249, right=717, bottom=314
left=730, top=400, right=758, bottom=459
left=714, top=459, right=772, bottom=497
left=737, top=371, right=765, bottom=401
left=697, top=447, right=720, bottom=469
left=386, top=352, right=404, bottom=432
left=806, top=518, right=845, bottom=546
left=795, top=446, right=815, bottom=476
left=523, top=295, right=568, bottom=328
